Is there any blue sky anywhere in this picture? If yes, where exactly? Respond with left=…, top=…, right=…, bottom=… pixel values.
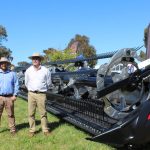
left=0, top=0, right=150, bottom=65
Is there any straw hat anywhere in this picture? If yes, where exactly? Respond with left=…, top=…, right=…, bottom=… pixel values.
left=0, top=57, right=11, bottom=65
left=28, top=53, right=44, bottom=60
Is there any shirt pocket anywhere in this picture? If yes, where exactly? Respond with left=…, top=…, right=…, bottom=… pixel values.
left=38, top=74, right=46, bottom=82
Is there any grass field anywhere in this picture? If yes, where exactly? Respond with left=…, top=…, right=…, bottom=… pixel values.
left=0, top=97, right=115, bottom=150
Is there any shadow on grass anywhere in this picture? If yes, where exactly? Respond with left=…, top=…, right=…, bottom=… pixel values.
left=16, top=120, right=40, bottom=130
left=0, top=128, right=9, bottom=133
left=48, top=119, right=65, bottom=131
left=36, top=119, right=65, bottom=133
left=15, top=119, right=65, bottom=133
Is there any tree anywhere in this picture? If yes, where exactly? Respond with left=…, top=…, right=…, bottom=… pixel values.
left=0, top=46, right=12, bottom=58
left=43, top=48, right=76, bottom=62
left=43, top=34, right=97, bottom=68
left=0, top=25, right=7, bottom=44
left=0, top=25, right=12, bottom=59
left=43, top=48, right=76, bottom=71
left=139, top=50, right=146, bottom=61
left=43, top=48, right=58, bottom=62
left=17, top=61, right=30, bottom=67
left=66, top=34, right=97, bottom=67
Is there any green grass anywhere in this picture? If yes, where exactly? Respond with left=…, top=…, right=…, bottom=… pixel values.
left=0, top=98, right=115, bottom=150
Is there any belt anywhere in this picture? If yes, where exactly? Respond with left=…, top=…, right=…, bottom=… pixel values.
left=0, top=94, right=13, bottom=97
left=29, top=91, right=46, bottom=94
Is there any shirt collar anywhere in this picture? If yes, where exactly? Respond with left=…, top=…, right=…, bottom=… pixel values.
left=32, top=65, right=41, bottom=71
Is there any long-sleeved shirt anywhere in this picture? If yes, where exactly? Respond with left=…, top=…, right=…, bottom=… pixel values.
left=0, top=69, right=19, bottom=96
left=25, top=65, right=51, bottom=92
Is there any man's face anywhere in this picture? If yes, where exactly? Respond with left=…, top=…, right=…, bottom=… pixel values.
left=0, top=62, right=8, bottom=71
left=32, top=57, right=41, bottom=66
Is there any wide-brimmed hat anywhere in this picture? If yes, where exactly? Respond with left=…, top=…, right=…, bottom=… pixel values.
left=0, top=57, right=11, bottom=65
left=28, top=53, right=44, bottom=60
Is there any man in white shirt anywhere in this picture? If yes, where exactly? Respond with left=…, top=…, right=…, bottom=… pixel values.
left=25, top=53, right=51, bottom=137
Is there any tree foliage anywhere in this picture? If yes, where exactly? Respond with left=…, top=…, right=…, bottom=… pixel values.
left=0, top=46, right=12, bottom=58
left=43, top=48, right=58, bottom=62
left=43, top=48, right=76, bottom=71
left=0, top=25, right=7, bottom=44
left=66, top=34, right=97, bottom=67
left=139, top=50, right=146, bottom=61
left=0, top=25, right=12, bottom=59
left=43, top=34, right=97, bottom=68
left=17, top=61, right=30, bottom=67
left=43, top=48, right=76, bottom=62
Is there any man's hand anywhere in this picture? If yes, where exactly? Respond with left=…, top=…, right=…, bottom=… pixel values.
left=11, top=96, right=17, bottom=101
